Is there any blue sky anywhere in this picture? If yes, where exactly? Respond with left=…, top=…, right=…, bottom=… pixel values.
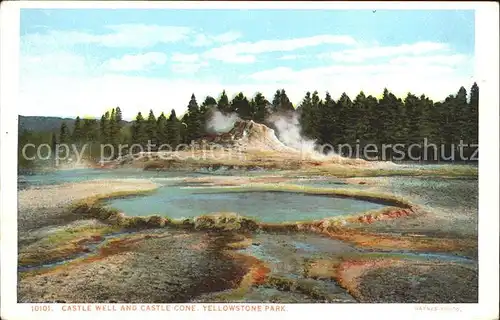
left=20, top=9, right=475, bottom=119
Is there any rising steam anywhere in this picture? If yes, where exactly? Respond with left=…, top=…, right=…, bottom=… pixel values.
left=205, top=108, right=337, bottom=159
left=206, top=109, right=241, bottom=134
left=267, top=113, right=329, bottom=159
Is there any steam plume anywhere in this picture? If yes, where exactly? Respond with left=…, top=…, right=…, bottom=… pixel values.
left=206, top=110, right=240, bottom=134
left=267, top=113, right=326, bottom=158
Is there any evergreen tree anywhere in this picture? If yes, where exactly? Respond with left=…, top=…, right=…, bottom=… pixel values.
left=51, top=132, right=58, bottom=152
left=51, top=132, right=58, bottom=167
left=404, top=93, right=422, bottom=144
left=231, top=92, right=253, bottom=120
left=132, top=112, right=147, bottom=148
left=201, top=96, right=217, bottom=131
left=299, top=91, right=319, bottom=140
left=453, top=86, right=468, bottom=141
left=146, top=109, right=157, bottom=148
left=420, top=94, right=438, bottom=160
left=469, top=82, right=479, bottom=143
left=217, top=90, right=230, bottom=114
left=185, top=94, right=203, bottom=143
left=179, top=116, right=188, bottom=145
left=72, top=116, right=83, bottom=143
left=363, top=95, right=379, bottom=145
left=438, top=95, right=456, bottom=145
left=271, top=89, right=294, bottom=114
left=251, top=92, right=270, bottom=123
left=19, top=83, right=481, bottom=165
left=419, top=95, right=437, bottom=142
left=352, top=92, right=370, bottom=145
left=336, top=93, right=356, bottom=145
left=112, top=107, right=123, bottom=148
left=109, top=108, right=116, bottom=145
left=100, top=111, right=110, bottom=144
left=156, top=112, right=168, bottom=145
left=272, top=90, right=281, bottom=114
left=317, top=92, right=335, bottom=146
left=201, top=96, right=217, bottom=111
left=115, top=107, right=123, bottom=124
left=59, top=122, right=70, bottom=144
left=376, top=88, right=404, bottom=147
left=279, top=89, right=295, bottom=113
left=166, top=109, right=181, bottom=148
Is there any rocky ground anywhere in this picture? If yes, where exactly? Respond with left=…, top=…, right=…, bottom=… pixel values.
left=18, top=179, right=158, bottom=239
left=336, top=257, right=478, bottom=303
left=18, top=230, right=250, bottom=303
left=342, top=176, right=478, bottom=239
left=16, top=167, right=479, bottom=303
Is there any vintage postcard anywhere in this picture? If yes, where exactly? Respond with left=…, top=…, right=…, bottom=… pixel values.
left=1, top=1, right=498, bottom=319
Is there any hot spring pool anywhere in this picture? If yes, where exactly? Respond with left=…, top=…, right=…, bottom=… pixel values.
left=103, top=186, right=387, bottom=223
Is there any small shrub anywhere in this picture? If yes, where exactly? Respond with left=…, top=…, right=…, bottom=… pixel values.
left=193, top=213, right=258, bottom=232
left=122, top=216, right=149, bottom=229
left=194, top=216, right=217, bottom=230
left=240, top=217, right=258, bottom=232
left=107, top=211, right=126, bottom=225
left=145, top=215, right=166, bottom=228
left=266, top=276, right=296, bottom=291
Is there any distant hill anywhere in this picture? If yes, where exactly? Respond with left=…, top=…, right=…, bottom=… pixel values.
left=18, top=116, right=132, bottom=133
left=18, top=116, right=77, bottom=133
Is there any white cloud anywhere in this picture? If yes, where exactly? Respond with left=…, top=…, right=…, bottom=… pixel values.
left=245, top=55, right=472, bottom=102
left=104, top=52, right=167, bottom=72
left=191, top=34, right=213, bottom=47
left=212, top=53, right=256, bottom=64
left=248, top=60, right=462, bottom=82
left=22, top=24, right=192, bottom=50
left=389, top=54, right=469, bottom=66
left=20, top=52, right=473, bottom=120
left=171, top=53, right=200, bottom=63
left=203, top=34, right=356, bottom=63
left=321, top=41, right=450, bottom=63
left=20, top=68, right=473, bottom=121
left=19, top=31, right=473, bottom=119
left=169, top=53, right=209, bottom=73
left=191, top=31, right=242, bottom=47
left=212, top=31, right=242, bottom=43
left=20, top=52, right=89, bottom=76
left=170, top=61, right=209, bottom=74
left=279, top=54, right=305, bottom=60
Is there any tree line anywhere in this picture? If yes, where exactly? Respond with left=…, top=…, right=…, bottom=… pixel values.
left=19, top=83, right=479, bottom=168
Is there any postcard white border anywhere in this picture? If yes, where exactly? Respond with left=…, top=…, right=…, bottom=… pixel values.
left=1, top=2, right=498, bottom=320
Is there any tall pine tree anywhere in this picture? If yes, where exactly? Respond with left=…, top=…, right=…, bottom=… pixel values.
left=156, top=112, right=168, bottom=146
left=231, top=92, right=253, bottom=120
left=132, top=112, right=147, bottom=148
left=217, top=90, right=231, bottom=114
left=146, top=109, right=157, bottom=149
left=72, top=116, right=83, bottom=144
left=185, top=94, right=203, bottom=143
left=251, top=92, right=270, bottom=123
left=59, top=122, right=70, bottom=144
left=166, top=109, right=181, bottom=148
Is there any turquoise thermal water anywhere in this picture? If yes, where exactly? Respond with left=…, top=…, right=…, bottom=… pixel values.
left=103, top=186, right=386, bottom=223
